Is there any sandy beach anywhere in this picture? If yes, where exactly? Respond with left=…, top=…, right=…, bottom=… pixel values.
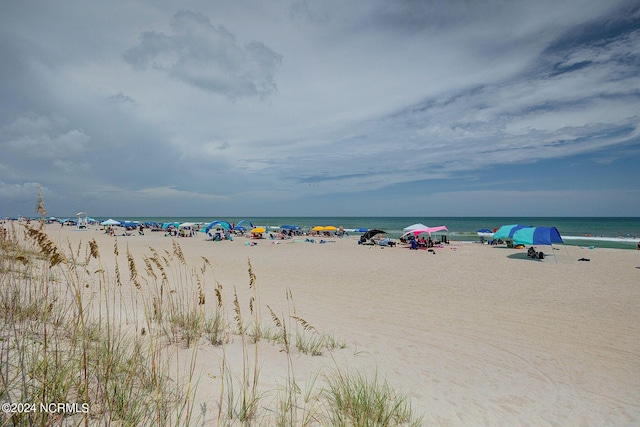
left=32, top=224, right=640, bottom=425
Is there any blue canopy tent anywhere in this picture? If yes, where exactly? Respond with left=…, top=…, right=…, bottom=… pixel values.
left=120, top=221, right=140, bottom=229
left=512, top=226, right=564, bottom=262
left=493, top=224, right=533, bottom=240
left=512, top=227, right=563, bottom=246
left=234, top=219, right=254, bottom=230
left=204, top=220, right=231, bottom=233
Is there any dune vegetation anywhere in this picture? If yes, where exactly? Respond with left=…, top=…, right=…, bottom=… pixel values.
left=0, top=195, right=422, bottom=426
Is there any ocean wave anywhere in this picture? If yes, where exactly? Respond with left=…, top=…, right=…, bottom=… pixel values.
left=562, top=235, right=639, bottom=243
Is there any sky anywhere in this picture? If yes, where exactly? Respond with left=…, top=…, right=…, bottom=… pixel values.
left=1, top=0, right=639, bottom=218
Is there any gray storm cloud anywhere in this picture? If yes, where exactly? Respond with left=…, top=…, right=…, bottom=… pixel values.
left=123, top=10, right=282, bottom=99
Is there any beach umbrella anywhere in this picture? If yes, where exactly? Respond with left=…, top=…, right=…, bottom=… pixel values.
left=512, top=227, right=563, bottom=246
left=354, top=227, right=369, bottom=233
left=311, top=226, right=325, bottom=231
left=251, top=227, right=266, bottom=234
left=403, top=223, right=428, bottom=233
left=493, top=224, right=533, bottom=240
left=323, top=226, right=337, bottom=231
left=101, top=219, right=120, bottom=226
left=280, top=224, right=300, bottom=230
left=178, top=222, right=196, bottom=229
left=477, top=229, right=494, bottom=239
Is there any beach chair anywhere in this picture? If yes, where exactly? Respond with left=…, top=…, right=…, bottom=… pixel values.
left=410, top=239, right=419, bottom=250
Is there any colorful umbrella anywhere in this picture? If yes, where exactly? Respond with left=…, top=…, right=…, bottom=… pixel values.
left=251, top=227, right=266, bottom=234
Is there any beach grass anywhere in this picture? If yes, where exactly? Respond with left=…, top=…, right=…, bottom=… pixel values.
left=1, top=209, right=422, bottom=425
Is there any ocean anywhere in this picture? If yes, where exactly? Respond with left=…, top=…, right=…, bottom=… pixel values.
left=103, top=216, right=640, bottom=250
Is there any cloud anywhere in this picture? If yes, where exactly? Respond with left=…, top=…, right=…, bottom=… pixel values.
left=1, top=113, right=90, bottom=159
left=290, top=1, right=331, bottom=25
left=123, top=10, right=282, bottom=99
left=0, top=181, right=43, bottom=199
left=1, top=1, right=638, bottom=217
left=107, top=92, right=137, bottom=105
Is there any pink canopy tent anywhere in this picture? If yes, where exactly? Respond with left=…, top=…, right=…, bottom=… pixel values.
left=401, top=225, right=448, bottom=239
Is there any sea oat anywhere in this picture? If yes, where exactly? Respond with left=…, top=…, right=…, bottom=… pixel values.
left=89, top=239, right=99, bottom=259
left=126, top=245, right=141, bottom=289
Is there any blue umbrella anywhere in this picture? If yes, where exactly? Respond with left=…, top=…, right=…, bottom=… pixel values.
left=280, top=224, right=301, bottom=230
left=354, top=227, right=369, bottom=233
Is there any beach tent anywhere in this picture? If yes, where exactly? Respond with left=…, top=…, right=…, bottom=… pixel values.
left=512, top=226, right=564, bottom=263
left=493, top=224, right=533, bottom=240
left=403, top=223, right=428, bottom=233
left=234, top=219, right=254, bottom=230
left=121, top=221, right=140, bottom=228
left=401, top=226, right=448, bottom=239
left=362, top=229, right=386, bottom=240
left=101, top=219, right=120, bottom=226
left=512, top=227, right=563, bottom=246
left=204, top=220, right=231, bottom=233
